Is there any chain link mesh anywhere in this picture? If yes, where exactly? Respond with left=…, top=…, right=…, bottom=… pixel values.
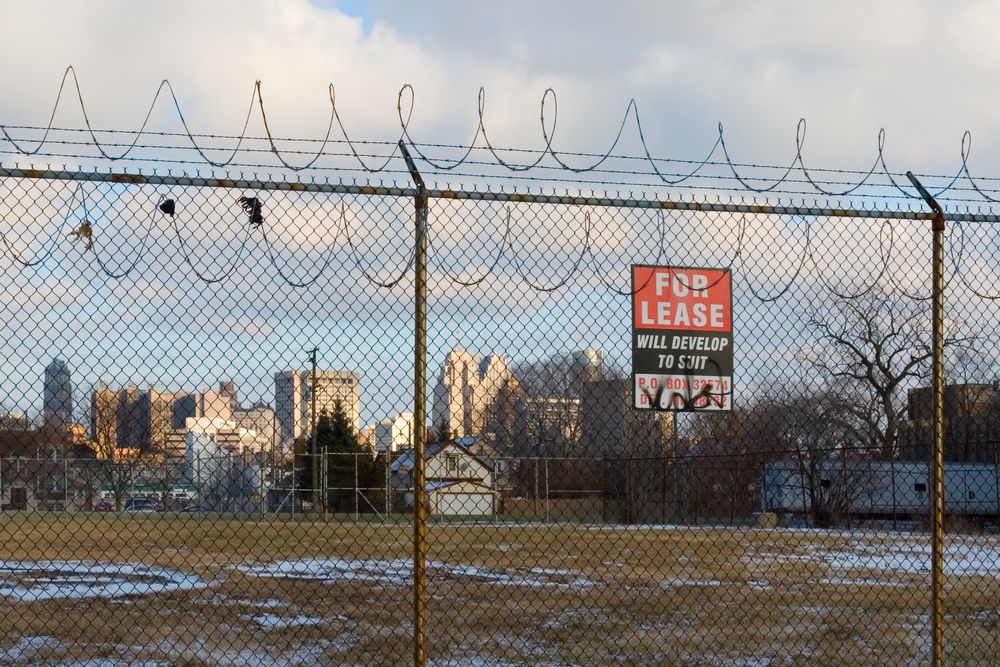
left=0, top=165, right=997, bottom=665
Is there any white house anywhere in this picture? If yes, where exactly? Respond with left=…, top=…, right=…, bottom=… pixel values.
left=390, top=437, right=498, bottom=516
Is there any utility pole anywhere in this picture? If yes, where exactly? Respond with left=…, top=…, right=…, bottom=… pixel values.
left=307, top=347, right=320, bottom=516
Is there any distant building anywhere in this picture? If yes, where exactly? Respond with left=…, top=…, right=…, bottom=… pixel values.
left=163, top=428, right=188, bottom=466
left=374, top=412, right=415, bottom=454
left=359, top=423, right=376, bottom=451
left=432, top=348, right=519, bottom=439
left=0, top=409, right=31, bottom=432
left=169, top=384, right=238, bottom=427
left=579, top=378, right=672, bottom=458
left=274, top=369, right=361, bottom=449
left=183, top=416, right=266, bottom=508
left=170, top=393, right=198, bottom=428
left=185, top=418, right=238, bottom=486
left=232, top=403, right=276, bottom=455
left=514, top=396, right=581, bottom=457
left=90, top=385, right=119, bottom=454
left=900, top=383, right=1000, bottom=462
left=571, top=348, right=606, bottom=393
left=43, top=359, right=73, bottom=430
left=218, top=380, right=238, bottom=409
left=91, top=385, right=203, bottom=455
left=197, top=389, right=233, bottom=423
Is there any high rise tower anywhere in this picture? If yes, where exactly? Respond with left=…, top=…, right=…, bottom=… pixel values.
left=43, top=359, right=73, bottom=430
left=274, top=369, right=361, bottom=450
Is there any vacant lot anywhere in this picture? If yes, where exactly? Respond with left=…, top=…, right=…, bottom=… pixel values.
left=0, top=514, right=997, bottom=665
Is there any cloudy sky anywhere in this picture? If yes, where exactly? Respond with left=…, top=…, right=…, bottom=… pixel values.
left=3, top=0, right=998, bottom=172
left=1, top=1, right=998, bottom=426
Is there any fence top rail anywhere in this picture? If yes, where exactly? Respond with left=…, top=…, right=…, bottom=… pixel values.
left=5, top=165, right=1000, bottom=223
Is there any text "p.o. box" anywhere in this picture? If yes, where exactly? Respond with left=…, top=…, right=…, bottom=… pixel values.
left=631, top=265, right=733, bottom=411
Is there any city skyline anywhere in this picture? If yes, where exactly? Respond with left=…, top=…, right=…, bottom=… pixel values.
left=5, top=346, right=620, bottom=445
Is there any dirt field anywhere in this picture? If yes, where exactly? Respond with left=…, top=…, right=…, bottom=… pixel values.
left=0, top=514, right=997, bottom=666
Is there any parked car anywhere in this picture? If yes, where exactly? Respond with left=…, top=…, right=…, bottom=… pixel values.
left=123, top=498, right=164, bottom=513
left=180, top=504, right=212, bottom=513
left=94, top=501, right=114, bottom=513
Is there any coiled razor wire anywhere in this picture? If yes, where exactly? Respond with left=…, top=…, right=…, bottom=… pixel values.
left=5, top=67, right=1000, bottom=202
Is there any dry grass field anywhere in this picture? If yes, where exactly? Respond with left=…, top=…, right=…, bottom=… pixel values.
left=0, top=514, right=998, bottom=665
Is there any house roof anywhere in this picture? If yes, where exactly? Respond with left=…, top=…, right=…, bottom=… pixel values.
left=426, top=480, right=495, bottom=493
left=390, top=436, right=485, bottom=473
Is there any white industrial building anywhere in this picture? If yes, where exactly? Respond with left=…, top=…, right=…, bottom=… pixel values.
left=374, top=412, right=415, bottom=454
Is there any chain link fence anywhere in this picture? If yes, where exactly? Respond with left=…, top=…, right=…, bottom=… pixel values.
left=1, top=156, right=999, bottom=665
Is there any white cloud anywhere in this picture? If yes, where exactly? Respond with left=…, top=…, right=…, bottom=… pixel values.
left=2, top=0, right=999, bottom=177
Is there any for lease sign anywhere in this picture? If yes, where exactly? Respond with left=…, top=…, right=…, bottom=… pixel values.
left=631, top=265, right=733, bottom=411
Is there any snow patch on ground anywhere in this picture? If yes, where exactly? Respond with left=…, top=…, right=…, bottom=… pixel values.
left=818, top=576, right=909, bottom=587
left=813, top=541, right=1000, bottom=576
left=2, top=635, right=62, bottom=663
left=236, top=558, right=596, bottom=589
left=745, top=537, right=1000, bottom=582
left=0, top=561, right=207, bottom=602
left=241, top=613, right=325, bottom=630
left=661, top=577, right=723, bottom=588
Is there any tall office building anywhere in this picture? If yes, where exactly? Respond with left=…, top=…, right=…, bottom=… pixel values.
left=515, top=396, right=582, bottom=457
left=275, top=369, right=361, bottom=449
left=432, top=347, right=519, bottom=439
left=116, top=387, right=148, bottom=450
left=91, top=384, right=119, bottom=453
left=218, top=380, right=238, bottom=409
left=43, top=359, right=73, bottom=430
left=91, top=385, right=183, bottom=454
left=233, top=403, right=276, bottom=454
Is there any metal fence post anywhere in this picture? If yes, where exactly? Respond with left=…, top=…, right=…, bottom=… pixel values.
left=399, top=140, right=428, bottom=667
left=906, top=171, right=946, bottom=667
left=544, top=458, right=550, bottom=522
left=307, top=347, right=320, bottom=515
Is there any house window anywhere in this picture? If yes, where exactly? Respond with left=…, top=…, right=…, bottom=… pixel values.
left=445, top=455, right=460, bottom=476
left=914, top=483, right=927, bottom=493
left=968, top=490, right=977, bottom=500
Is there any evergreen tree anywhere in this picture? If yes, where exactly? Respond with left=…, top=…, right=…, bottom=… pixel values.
left=297, top=401, right=379, bottom=513
left=436, top=418, right=452, bottom=443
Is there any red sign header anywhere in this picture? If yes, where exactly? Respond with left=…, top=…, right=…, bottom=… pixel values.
left=632, top=266, right=732, bottom=332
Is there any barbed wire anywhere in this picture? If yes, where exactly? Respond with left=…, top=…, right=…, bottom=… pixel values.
left=2, top=176, right=998, bottom=304
left=5, top=67, right=1000, bottom=202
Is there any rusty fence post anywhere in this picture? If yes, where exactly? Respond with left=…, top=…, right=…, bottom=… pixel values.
left=906, top=171, right=946, bottom=667
left=400, top=140, right=428, bottom=667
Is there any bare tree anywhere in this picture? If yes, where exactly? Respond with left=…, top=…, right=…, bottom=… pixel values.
left=90, top=386, right=144, bottom=511
left=688, top=381, right=872, bottom=525
left=776, top=388, right=871, bottom=526
left=807, top=288, right=971, bottom=459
